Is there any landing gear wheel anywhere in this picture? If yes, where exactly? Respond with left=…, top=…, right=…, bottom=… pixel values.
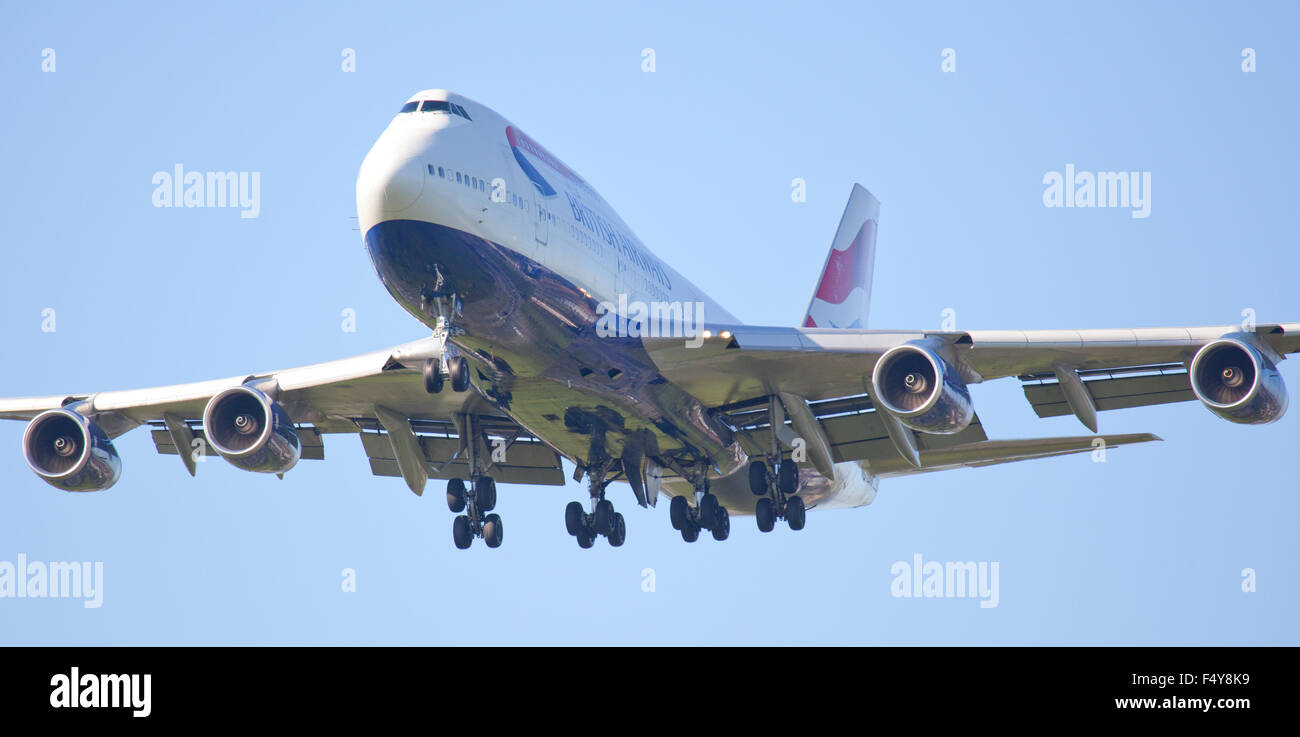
left=565, top=501, right=585, bottom=536
left=785, top=495, right=806, bottom=531
left=593, top=499, right=615, bottom=535
left=669, top=495, right=689, bottom=531
left=710, top=505, right=730, bottom=541
left=423, top=358, right=444, bottom=394
left=475, top=476, right=497, bottom=512
left=452, top=515, right=473, bottom=549
left=777, top=460, right=798, bottom=496
left=446, top=478, right=467, bottom=513
left=608, top=513, right=626, bottom=547
left=755, top=497, right=775, bottom=533
left=699, top=493, right=720, bottom=529
left=748, top=461, right=768, bottom=496
left=680, top=522, right=699, bottom=543
left=576, top=528, right=595, bottom=549
left=483, top=513, right=503, bottom=548
left=448, top=356, right=471, bottom=392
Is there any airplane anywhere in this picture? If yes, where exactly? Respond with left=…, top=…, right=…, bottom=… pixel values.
left=2, top=89, right=1295, bottom=550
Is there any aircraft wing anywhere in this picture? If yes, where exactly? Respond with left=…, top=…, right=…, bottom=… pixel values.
left=642, top=321, right=1300, bottom=422
left=0, top=337, right=567, bottom=493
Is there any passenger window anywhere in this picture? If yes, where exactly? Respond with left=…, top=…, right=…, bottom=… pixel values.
left=438, top=167, right=445, bottom=178
left=456, top=172, right=462, bottom=183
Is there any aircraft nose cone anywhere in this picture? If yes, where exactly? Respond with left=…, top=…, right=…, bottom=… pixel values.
left=356, top=136, right=426, bottom=228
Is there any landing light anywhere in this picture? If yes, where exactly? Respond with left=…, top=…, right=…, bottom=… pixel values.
left=720, top=330, right=732, bottom=340
left=701, top=330, right=713, bottom=340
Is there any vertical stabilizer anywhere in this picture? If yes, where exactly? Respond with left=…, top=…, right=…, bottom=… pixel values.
left=802, top=184, right=879, bottom=328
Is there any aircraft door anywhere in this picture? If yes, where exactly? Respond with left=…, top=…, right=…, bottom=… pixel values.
left=534, top=195, right=550, bottom=246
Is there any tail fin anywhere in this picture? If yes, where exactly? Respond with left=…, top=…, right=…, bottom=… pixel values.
left=801, top=184, right=880, bottom=328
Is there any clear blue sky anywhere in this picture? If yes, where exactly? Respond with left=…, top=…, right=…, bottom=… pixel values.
left=1, top=1, right=1296, bottom=644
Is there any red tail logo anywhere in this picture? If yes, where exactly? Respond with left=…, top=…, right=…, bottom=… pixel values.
left=803, top=219, right=876, bottom=328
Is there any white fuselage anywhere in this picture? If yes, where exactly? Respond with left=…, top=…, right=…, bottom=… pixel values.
left=356, top=89, right=738, bottom=325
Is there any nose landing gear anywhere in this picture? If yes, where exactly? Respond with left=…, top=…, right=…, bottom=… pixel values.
left=420, top=280, right=470, bottom=395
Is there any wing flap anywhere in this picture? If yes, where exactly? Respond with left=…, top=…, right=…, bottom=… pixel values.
left=360, top=432, right=565, bottom=486
left=151, top=426, right=326, bottom=460
left=721, top=394, right=990, bottom=469
left=1023, top=371, right=1195, bottom=419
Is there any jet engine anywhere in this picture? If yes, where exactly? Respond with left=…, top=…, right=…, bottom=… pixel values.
left=202, top=386, right=301, bottom=473
left=871, top=342, right=974, bottom=434
left=1189, top=337, right=1288, bottom=424
left=23, top=408, right=122, bottom=492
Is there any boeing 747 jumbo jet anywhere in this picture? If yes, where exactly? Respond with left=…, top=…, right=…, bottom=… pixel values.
left=2, top=90, right=1296, bottom=550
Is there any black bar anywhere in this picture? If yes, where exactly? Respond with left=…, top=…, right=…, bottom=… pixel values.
left=0, top=646, right=1287, bottom=724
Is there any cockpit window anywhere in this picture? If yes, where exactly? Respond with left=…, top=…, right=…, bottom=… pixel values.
left=401, top=99, right=472, bottom=120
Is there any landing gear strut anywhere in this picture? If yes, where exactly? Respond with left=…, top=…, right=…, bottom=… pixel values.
left=448, top=476, right=502, bottom=549
left=747, top=396, right=806, bottom=532
left=420, top=279, right=470, bottom=394
left=749, top=458, right=805, bottom=532
left=669, top=476, right=730, bottom=543
left=447, top=414, right=502, bottom=550
left=566, top=461, right=627, bottom=549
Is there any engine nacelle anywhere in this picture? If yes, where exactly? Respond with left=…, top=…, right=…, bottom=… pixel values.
left=202, top=386, right=301, bottom=473
left=1189, top=337, right=1288, bottom=424
left=22, top=409, right=122, bottom=492
left=871, top=342, right=974, bottom=434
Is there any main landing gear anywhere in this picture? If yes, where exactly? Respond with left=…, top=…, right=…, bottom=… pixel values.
left=668, top=477, right=730, bottom=543
left=566, top=464, right=627, bottom=549
left=420, top=277, right=470, bottom=394
left=447, top=476, right=502, bottom=549
left=447, top=413, right=502, bottom=550
left=748, top=458, right=805, bottom=533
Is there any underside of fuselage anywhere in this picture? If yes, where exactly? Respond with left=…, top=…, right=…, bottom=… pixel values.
left=363, top=219, right=742, bottom=485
